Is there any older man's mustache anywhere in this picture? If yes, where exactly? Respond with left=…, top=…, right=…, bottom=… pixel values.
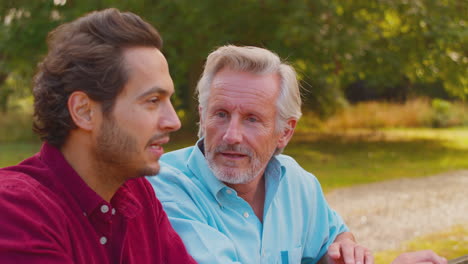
left=214, top=144, right=254, bottom=158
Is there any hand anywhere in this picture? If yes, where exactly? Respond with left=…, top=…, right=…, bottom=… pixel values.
left=327, top=237, right=373, bottom=264
left=391, top=250, right=447, bottom=264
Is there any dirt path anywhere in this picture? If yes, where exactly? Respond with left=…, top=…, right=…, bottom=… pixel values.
left=326, top=170, right=468, bottom=251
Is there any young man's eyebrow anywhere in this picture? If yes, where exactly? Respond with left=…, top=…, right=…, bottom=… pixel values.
left=136, top=87, right=170, bottom=100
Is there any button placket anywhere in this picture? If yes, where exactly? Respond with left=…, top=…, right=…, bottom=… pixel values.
left=93, top=204, right=114, bottom=246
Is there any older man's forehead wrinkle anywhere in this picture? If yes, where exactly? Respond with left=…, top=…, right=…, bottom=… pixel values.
left=210, top=90, right=275, bottom=108
left=209, top=95, right=277, bottom=120
left=212, top=83, right=278, bottom=100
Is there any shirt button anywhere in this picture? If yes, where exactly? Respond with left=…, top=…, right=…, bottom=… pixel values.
left=226, top=189, right=232, bottom=194
left=243, top=212, right=249, bottom=218
left=111, top=208, right=116, bottom=215
left=100, top=205, right=109, bottom=213
left=100, top=236, right=107, bottom=245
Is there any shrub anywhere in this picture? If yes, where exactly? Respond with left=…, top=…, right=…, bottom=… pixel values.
left=316, top=98, right=467, bottom=130
left=0, top=110, right=38, bottom=143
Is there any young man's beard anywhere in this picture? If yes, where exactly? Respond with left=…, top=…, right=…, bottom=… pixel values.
left=95, top=115, right=160, bottom=178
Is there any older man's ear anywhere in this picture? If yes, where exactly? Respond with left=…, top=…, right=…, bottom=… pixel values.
left=277, top=118, right=297, bottom=149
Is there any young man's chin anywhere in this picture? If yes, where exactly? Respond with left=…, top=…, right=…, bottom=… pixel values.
left=137, top=164, right=160, bottom=178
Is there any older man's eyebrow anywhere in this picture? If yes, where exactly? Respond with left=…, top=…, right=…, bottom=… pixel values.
left=136, top=87, right=171, bottom=100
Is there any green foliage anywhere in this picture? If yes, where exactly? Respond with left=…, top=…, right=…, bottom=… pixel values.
left=0, top=110, right=38, bottom=142
left=0, top=0, right=466, bottom=120
left=320, top=98, right=468, bottom=129
left=431, top=98, right=453, bottom=127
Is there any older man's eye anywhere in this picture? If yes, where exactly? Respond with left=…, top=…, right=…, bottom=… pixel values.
left=216, top=112, right=227, bottom=118
left=247, top=117, right=258, bottom=122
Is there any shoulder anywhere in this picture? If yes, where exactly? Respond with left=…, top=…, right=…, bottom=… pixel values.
left=146, top=162, right=213, bottom=222
left=0, top=169, right=41, bottom=190
left=275, top=154, right=302, bottom=167
left=160, top=146, right=195, bottom=169
left=0, top=168, right=69, bottom=237
left=147, top=162, right=197, bottom=201
left=125, top=176, right=157, bottom=201
left=276, top=154, right=318, bottom=180
left=274, top=154, right=322, bottom=193
left=0, top=164, right=56, bottom=201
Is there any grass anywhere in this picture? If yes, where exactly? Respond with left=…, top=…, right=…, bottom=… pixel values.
left=375, top=224, right=468, bottom=264
left=3, top=127, right=467, bottom=191
left=0, top=141, right=41, bottom=167
left=286, top=127, right=468, bottom=191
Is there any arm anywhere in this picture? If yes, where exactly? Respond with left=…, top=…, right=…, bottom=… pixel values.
left=144, top=179, right=197, bottom=264
left=300, top=175, right=372, bottom=264
left=0, top=183, right=73, bottom=263
left=318, top=232, right=373, bottom=264
left=391, top=250, right=447, bottom=264
left=148, top=167, right=242, bottom=264
left=160, top=200, right=242, bottom=264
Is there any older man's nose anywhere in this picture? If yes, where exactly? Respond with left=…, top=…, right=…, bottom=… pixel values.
left=223, top=119, right=242, bottom=145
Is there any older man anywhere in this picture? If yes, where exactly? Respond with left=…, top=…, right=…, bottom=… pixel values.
left=149, top=45, right=370, bottom=264
left=0, top=9, right=195, bottom=263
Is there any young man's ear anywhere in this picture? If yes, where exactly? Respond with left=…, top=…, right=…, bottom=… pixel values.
left=277, top=119, right=297, bottom=149
left=68, top=91, right=97, bottom=131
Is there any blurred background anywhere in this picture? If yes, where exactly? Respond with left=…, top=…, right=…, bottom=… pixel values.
left=0, top=0, right=467, bottom=261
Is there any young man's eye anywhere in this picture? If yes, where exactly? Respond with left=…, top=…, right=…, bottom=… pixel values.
left=148, top=97, right=160, bottom=104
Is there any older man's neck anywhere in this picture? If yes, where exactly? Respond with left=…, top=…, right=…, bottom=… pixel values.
left=226, top=175, right=265, bottom=222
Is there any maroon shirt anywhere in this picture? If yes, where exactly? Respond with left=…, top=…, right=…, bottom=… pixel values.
left=0, top=143, right=196, bottom=264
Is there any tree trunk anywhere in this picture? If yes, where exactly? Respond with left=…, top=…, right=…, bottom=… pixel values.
left=0, top=72, right=10, bottom=113
left=181, top=59, right=204, bottom=133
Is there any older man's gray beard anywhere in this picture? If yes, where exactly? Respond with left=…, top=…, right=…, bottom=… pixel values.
left=206, top=143, right=269, bottom=185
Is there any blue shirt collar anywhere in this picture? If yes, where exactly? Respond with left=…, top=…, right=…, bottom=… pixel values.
left=186, top=138, right=226, bottom=201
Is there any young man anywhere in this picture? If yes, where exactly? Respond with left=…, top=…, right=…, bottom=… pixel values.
left=0, top=8, right=195, bottom=263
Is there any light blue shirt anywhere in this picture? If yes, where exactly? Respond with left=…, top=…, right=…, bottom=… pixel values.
left=148, top=140, right=348, bottom=264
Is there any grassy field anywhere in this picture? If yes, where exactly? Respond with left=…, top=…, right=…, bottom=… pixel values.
left=0, top=141, right=41, bottom=167
left=3, top=128, right=468, bottom=180
left=375, top=225, right=468, bottom=263
left=287, top=127, right=468, bottom=191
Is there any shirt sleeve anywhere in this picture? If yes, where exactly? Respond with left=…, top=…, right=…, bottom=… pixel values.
left=0, top=180, right=74, bottom=263
left=303, top=176, right=349, bottom=264
left=161, top=200, right=242, bottom=264
left=145, top=180, right=197, bottom=264
left=149, top=172, right=242, bottom=264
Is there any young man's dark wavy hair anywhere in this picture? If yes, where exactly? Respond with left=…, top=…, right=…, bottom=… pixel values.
left=33, top=8, right=162, bottom=147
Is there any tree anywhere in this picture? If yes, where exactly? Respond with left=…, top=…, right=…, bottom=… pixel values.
left=0, top=0, right=466, bottom=120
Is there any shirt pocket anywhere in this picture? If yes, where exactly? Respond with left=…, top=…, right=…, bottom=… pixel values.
left=280, top=245, right=303, bottom=264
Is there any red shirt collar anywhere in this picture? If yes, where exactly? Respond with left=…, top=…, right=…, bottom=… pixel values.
left=40, top=142, right=141, bottom=219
